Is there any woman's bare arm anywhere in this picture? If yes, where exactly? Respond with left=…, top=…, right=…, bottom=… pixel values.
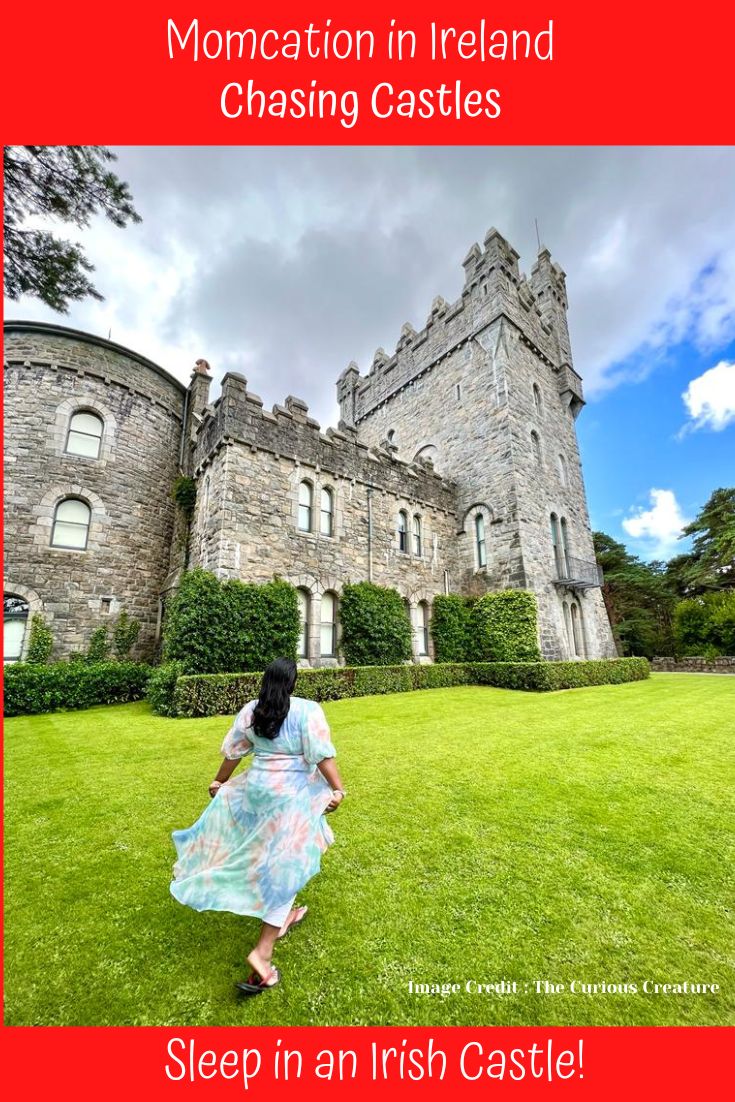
left=318, top=757, right=346, bottom=811
left=209, top=757, right=240, bottom=797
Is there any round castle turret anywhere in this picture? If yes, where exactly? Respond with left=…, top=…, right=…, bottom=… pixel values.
left=3, top=321, right=189, bottom=660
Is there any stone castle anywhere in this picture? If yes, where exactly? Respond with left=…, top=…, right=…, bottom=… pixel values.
left=3, top=228, right=616, bottom=666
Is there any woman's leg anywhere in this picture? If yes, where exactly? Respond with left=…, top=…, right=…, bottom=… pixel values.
left=247, top=896, right=295, bottom=982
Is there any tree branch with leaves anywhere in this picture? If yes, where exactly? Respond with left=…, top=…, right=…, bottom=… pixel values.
left=4, top=146, right=141, bottom=312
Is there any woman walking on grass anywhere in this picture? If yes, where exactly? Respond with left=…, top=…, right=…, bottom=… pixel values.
left=170, top=657, right=346, bottom=995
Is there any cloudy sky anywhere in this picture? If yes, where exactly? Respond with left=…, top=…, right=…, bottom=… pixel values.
left=6, top=146, right=735, bottom=560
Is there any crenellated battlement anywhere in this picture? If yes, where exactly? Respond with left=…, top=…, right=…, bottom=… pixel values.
left=337, top=229, right=575, bottom=426
left=193, top=371, right=457, bottom=514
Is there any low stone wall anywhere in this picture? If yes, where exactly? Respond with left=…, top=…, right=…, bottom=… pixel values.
left=652, top=656, right=735, bottom=674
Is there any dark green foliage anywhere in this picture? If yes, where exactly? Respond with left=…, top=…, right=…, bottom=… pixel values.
left=172, top=475, right=197, bottom=517
left=25, top=614, right=53, bottom=664
left=86, top=625, right=110, bottom=663
left=470, top=657, right=650, bottom=691
left=468, top=590, right=541, bottom=661
left=162, top=568, right=299, bottom=674
left=145, top=661, right=186, bottom=718
left=4, top=146, right=141, bottom=312
left=167, top=657, right=650, bottom=717
left=594, top=531, right=676, bottom=657
left=675, top=488, right=735, bottom=594
left=112, top=609, right=141, bottom=659
left=674, top=591, right=735, bottom=656
left=431, top=594, right=473, bottom=662
left=352, top=665, right=414, bottom=696
left=339, top=582, right=412, bottom=667
left=3, top=661, right=152, bottom=717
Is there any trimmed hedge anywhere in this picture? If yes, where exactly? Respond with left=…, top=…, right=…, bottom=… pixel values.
left=339, top=582, right=413, bottom=667
left=162, top=568, right=300, bottom=674
left=431, top=594, right=472, bottom=662
left=469, top=590, right=542, bottom=661
left=3, top=661, right=153, bottom=717
left=162, top=657, right=650, bottom=718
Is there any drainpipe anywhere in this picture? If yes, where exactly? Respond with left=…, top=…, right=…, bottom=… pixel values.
left=443, top=569, right=450, bottom=595
left=367, top=486, right=374, bottom=582
left=178, top=386, right=190, bottom=473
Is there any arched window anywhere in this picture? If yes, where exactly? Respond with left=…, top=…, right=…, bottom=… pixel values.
left=320, top=487, right=334, bottom=536
left=558, top=453, right=568, bottom=487
left=560, top=517, right=571, bottom=576
left=475, top=513, right=487, bottom=568
left=298, top=480, right=313, bottom=532
left=387, top=429, right=396, bottom=445
left=397, top=510, right=408, bottom=553
left=550, top=513, right=564, bottom=577
left=296, top=588, right=310, bottom=659
left=413, top=514, right=422, bottom=556
left=533, top=383, right=543, bottom=416
left=320, top=591, right=338, bottom=658
left=562, top=601, right=574, bottom=656
left=571, top=602, right=585, bottom=657
left=51, top=497, right=91, bottom=549
left=531, top=430, right=542, bottom=466
left=418, top=601, right=430, bottom=656
left=65, top=410, right=103, bottom=458
left=4, top=593, right=29, bottom=663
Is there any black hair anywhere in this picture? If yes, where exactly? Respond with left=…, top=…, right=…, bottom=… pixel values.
left=252, top=658, right=297, bottom=740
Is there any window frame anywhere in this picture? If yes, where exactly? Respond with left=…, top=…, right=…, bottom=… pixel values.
left=298, top=480, right=314, bottom=533
left=320, top=591, right=338, bottom=658
left=51, top=497, right=92, bottom=551
left=412, top=514, right=422, bottom=557
left=320, top=486, right=334, bottom=537
left=418, top=601, right=430, bottom=656
left=475, top=512, right=487, bottom=569
left=65, top=409, right=104, bottom=459
left=397, top=510, right=408, bottom=553
left=296, top=588, right=311, bottom=659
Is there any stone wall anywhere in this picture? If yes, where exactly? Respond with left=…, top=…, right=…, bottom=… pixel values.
left=189, top=373, right=458, bottom=664
left=4, top=324, right=186, bottom=659
left=341, top=230, right=616, bottom=660
left=652, top=657, right=735, bottom=674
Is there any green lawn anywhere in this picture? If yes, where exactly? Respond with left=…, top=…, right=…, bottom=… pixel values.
left=4, top=675, right=734, bottom=1026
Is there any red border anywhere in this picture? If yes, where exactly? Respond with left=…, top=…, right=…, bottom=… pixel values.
left=2, top=2, right=734, bottom=1098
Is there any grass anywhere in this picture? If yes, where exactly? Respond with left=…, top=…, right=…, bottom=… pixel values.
left=4, top=674, right=734, bottom=1026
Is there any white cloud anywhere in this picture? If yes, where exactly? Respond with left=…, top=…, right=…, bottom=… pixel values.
left=5, top=146, right=735, bottom=427
left=622, top=489, right=691, bottom=559
left=680, top=360, right=735, bottom=434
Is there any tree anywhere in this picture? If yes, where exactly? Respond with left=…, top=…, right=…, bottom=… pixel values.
left=4, top=146, right=141, bottom=312
left=593, top=531, right=676, bottom=657
left=673, top=488, right=735, bottom=594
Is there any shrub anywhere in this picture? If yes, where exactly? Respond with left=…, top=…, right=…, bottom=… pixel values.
left=468, top=590, right=541, bottom=662
left=165, top=657, right=649, bottom=717
left=339, top=582, right=412, bottom=667
left=25, top=614, right=53, bottom=664
left=86, top=625, right=110, bottom=663
left=113, top=609, right=141, bottom=659
left=674, top=591, right=735, bottom=656
left=469, top=657, right=650, bottom=691
left=146, top=660, right=186, bottom=717
left=412, top=662, right=474, bottom=689
left=162, top=568, right=300, bottom=674
left=3, top=661, right=153, bottom=717
left=431, top=595, right=472, bottom=662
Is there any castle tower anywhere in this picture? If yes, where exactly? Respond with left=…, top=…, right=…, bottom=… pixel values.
left=343, top=230, right=617, bottom=660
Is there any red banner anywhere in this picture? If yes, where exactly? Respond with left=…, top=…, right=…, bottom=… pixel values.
left=0, top=1026, right=731, bottom=1098
left=1, top=1, right=734, bottom=144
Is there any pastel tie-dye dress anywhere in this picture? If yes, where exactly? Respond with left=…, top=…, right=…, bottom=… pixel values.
left=170, top=697, right=337, bottom=918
